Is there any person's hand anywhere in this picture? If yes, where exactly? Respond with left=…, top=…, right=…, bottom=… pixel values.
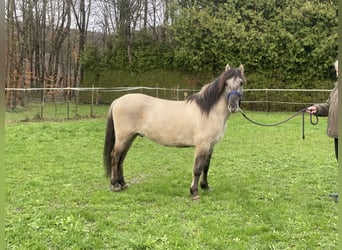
left=306, top=106, right=317, bottom=114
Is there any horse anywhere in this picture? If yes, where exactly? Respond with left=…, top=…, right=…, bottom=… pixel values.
left=103, top=64, right=246, bottom=200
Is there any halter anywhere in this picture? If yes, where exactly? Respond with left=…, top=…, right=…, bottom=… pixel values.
left=226, top=90, right=243, bottom=99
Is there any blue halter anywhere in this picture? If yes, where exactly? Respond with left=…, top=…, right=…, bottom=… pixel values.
left=226, top=90, right=243, bottom=99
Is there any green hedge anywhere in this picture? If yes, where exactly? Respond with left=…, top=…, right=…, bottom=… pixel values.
left=81, top=0, right=337, bottom=110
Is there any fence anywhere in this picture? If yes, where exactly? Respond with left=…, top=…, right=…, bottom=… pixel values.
left=5, top=86, right=331, bottom=122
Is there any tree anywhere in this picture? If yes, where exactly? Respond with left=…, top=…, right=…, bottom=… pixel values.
left=46, top=0, right=71, bottom=88
left=72, top=0, right=91, bottom=88
left=6, top=0, right=73, bottom=109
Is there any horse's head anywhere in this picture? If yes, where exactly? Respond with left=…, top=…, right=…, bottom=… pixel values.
left=223, top=64, right=245, bottom=113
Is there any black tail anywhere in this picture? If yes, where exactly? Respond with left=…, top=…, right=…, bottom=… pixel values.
left=103, top=105, right=115, bottom=178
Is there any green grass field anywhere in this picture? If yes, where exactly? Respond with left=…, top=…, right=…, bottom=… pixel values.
left=5, top=103, right=108, bottom=123
left=5, top=112, right=337, bottom=249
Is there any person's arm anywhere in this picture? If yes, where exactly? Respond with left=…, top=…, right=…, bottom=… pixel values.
left=307, top=98, right=330, bottom=116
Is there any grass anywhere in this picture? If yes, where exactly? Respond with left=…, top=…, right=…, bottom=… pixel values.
left=5, top=103, right=109, bottom=123
left=5, top=112, right=337, bottom=249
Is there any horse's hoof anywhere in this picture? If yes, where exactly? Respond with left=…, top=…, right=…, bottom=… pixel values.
left=192, top=195, right=200, bottom=201
left=110, top=183, right=128, bottom=192
left=190, top=187, right=200, bottom=200
left=200, top=183, right=211, bottom=192
left=121, top=183, right=129, bottom=190
left=111, top=184, right=122, bottom=192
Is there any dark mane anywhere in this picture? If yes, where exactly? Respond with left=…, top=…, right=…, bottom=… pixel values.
left=186, top=68, right=243, bottom=115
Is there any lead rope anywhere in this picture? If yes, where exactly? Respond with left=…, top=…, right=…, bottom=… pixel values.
left=239, top=108, right=319, bottom=139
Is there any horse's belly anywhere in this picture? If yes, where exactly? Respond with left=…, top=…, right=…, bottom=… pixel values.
left=150, top=137, right=193, bottom=147
left=142, top=124, right=195, bottom=147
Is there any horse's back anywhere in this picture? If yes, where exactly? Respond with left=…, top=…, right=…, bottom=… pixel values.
left=111, top=93, right=200, bottom=146
left=113, top=93, right=184, bottom=117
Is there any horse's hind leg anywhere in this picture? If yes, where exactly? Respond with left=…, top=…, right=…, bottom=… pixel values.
left=111, top=135, right=136, bottom=191
left=110, top=147, right=123, bottom=192
left=116, top=135, right=137, bottom=190
left=111, top=149, right=127, bottom=191
left=200, top=152, right=212, bottom=191
left=110, top=138, right=126, bottom=191
left=117, top=153, right=128, bottom=190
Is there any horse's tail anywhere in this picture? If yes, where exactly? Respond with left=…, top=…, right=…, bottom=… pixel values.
left=103, top=104, right=115, bottom=178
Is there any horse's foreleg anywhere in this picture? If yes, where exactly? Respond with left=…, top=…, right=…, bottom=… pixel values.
left=190, top=153, right=209, bottom=200
left=200, top=152, right=212, bottom=191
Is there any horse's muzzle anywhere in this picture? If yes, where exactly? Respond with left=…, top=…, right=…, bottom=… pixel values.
left=227, top=97, right=241, bottom=113
left=227, top=104, right=240, bottom=113
left=226, top=91, right=242, bottom=113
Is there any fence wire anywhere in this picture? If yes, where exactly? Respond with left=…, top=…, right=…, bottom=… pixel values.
left=5, top=87, right=331, bottom=122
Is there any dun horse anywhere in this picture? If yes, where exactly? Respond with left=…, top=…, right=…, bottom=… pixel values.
left=103, top=64, right=246, bottom=199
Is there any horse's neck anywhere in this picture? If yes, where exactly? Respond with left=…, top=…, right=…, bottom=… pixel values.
left=213, top=96, right=230, bottom=120
left=206, top=96, right=231, bottom=143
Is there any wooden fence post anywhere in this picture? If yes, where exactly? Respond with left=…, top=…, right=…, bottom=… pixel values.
left=91, top=85, right=94, bottom=117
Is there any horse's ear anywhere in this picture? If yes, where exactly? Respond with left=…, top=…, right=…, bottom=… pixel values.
left=239, top=64, right=244, bottom=74
left=225, top=64, right=230, bottom=71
